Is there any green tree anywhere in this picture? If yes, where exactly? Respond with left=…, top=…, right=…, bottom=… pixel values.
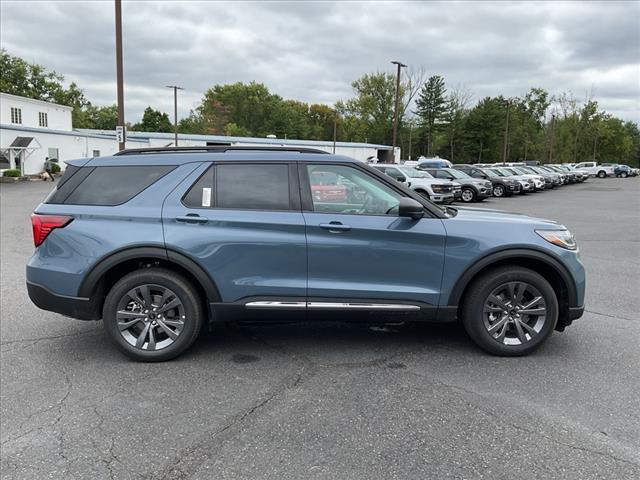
left=414, top=75, right=447, bottom=155
left=338, top=72, right=400, bottom=145
left=81, top=105, right=119, bottom=130
left=132, top=106, right=173, bottom=132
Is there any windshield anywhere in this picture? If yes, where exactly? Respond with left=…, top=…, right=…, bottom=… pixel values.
left=398, top=167, right=433, bottom=178
left=495, top=168, right=513, bottom=176
left=482, top=169, right=500, bottom=178
left=446, top=169, right=470, bottom=179
left=519, top=167, right=536, bottom=174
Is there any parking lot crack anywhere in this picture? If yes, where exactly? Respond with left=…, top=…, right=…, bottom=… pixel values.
left=0, top=329, right=101, bottom=352
left=149, top=362, right=313, bottom=480
left=586, top=309, right=635, bottom=322
left=404, top=369, right=640, bottom=468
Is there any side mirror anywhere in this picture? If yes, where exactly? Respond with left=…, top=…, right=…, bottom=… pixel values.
left=396, top=176, right=406, bottom=183
left=398, top=197, right=424, bottom=220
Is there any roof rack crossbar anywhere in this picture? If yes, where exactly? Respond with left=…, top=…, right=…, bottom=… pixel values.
left=113, top=146, right=330, bottom=156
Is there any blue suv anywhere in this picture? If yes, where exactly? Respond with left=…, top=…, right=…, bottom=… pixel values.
left=27, top=147, right=585, bottom=361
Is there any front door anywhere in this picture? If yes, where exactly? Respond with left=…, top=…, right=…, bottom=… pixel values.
left=300, top=163, right=447, bottom=308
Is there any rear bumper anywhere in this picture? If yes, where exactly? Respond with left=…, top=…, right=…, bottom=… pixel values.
left=27, top=281, right=100, bottom=320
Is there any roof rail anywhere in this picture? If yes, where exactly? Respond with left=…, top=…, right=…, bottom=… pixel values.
left=113, top=146, right=330, bottom=156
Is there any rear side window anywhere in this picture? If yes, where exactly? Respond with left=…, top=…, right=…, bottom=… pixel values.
left=216, top=164, right=290, bottom=210
left=63, top=166, right=174, bottom=206
left=182, top=166, right=214, bottom=208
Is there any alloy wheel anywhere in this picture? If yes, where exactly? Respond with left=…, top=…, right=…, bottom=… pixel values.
left=482, top=281, right=547, bottom=346
left=116, top=284, right=186, bottom=351
left=493, top=185, right=504, bottom=197
left=461, top=188, right=475, bottom=202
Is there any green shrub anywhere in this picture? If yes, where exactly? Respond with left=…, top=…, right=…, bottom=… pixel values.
left=50, top=163, right=61, bottom=173
left=2, top=169, right=21, bottom=177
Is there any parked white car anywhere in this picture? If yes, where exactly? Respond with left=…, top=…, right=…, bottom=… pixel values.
left=503, top=167, right=546, bottom=191
left=371, top=165, right=456, bottom=204
left=573, top=161, right=615, bottom=178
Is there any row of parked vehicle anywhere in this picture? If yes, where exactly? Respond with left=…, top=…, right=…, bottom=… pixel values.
left=368, top=158, right=631, bottom=204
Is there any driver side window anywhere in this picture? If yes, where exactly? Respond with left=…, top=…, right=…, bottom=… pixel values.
left=306, top=164, right=402, bottom=216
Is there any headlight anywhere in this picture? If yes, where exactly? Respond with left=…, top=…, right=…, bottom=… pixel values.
left=536, top=229, right=577, bottom=250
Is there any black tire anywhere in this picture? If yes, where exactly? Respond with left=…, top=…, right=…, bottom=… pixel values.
left=620, top=172, right=628, bottom=178
left=103, top=268, right=204, bottom=362
left=415, top=189, right=430, bottom=200
left=597, top=170, right=607, bottom=178
left=461, top=187, right=477, bottom=203
left=460, top=266, right=558, bottom=356
left=493, top=185, right=505, bottom=197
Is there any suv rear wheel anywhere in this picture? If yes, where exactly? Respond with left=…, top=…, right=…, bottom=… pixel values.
left=103, top=268, right=204, bottom=362
left=461, top=266, right=558, bottom=356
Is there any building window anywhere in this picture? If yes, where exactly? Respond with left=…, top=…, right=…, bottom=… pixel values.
left=39, top=112, right=48, bottom=127
left=48, top=148, right=59, bottom=160
left=92, top=150, right=100, bottom=157
left=10, top=107, right=22, bottom=124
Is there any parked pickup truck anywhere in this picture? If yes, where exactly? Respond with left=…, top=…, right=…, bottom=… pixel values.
left=573, top=162, right=615, bottom=178
left=370, top=165, right=456, bottom=204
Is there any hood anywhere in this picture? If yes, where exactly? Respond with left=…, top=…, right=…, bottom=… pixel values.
left=410, top=177, right=452, bottom=186
left=507, top=174, right=532, bottom=182
left=452, top=206, right=562, bottom=228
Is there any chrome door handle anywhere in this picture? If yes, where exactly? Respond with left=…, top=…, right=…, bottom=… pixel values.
left=319, top=222, right=351, bottom=232
left=176, top=214, right=208, bottom=224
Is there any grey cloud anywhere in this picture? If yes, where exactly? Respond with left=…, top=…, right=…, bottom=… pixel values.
left=1, top=0, right=638, bottom=123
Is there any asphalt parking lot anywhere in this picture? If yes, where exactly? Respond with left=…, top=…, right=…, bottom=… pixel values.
left=1, top=177, right=639, bottom=480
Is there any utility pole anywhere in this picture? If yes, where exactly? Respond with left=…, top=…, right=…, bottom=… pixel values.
left=408, top=121, right=413, bottom=160
left=332, top=113, right=337, bottom=154
left=502, top=99, right=511, bottom=165
left=166, top=85, right=183, bottom=146
left=548, top=113, right=556, bottom=163
left=115, top=0, right=125, bottom=151
left=391, top=60, right=407, bottom=158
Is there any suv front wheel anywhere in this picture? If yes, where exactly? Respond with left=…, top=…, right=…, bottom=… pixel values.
left=461, top=266, right=558, bottom=356
left=103, top=268, right=204, bottom=362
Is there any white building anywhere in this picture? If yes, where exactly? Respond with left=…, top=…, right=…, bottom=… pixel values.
left=1, top=92, right=397, bottom=175
left=0, top=93, right=147, bottom=175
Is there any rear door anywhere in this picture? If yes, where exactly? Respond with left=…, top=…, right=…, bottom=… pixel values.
left=162, top=161, right=307, bottom=305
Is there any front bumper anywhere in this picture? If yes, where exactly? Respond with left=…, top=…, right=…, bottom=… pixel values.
left=432, top=193, right=455, bottom=204
left=476, top=186, right=492, bottom=198
left=27, top=281, right=100, bottom=320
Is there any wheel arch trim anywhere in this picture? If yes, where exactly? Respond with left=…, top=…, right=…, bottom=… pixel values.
left=446, top=248, right=578, bottom=307
left=77, top=246, right=221, bottom=302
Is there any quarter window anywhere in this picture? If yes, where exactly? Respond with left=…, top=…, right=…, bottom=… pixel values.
left=39, top=112, right=48, bottom=127
left=63, top=166, right=174, bottom=206
left=183, top=166, right=215, bottom=208
left=306, top=164, right=402, bottom=216
left=10, top=107, right=22, bottom=124
left=216, top=164, right=290, bottom=210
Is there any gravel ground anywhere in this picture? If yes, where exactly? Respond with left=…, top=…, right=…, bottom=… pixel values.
left=1, top=177, right=639, bottom=480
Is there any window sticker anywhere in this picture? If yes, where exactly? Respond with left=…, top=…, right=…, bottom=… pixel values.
left=202, top=187, right=212, bottom=207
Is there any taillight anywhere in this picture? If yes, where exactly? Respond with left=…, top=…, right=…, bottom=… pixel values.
left=31, top=214, right=73, bottom=247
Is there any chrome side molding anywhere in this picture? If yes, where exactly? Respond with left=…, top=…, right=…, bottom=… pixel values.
left=245, top=301, right=420, bottom=311
left=308, top=302, right=420, bottom=311
left=245, top=301, right=307, bottom=309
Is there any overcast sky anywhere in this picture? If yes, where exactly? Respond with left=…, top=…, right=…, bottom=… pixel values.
left=1, top=1, right=638, bottom=124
